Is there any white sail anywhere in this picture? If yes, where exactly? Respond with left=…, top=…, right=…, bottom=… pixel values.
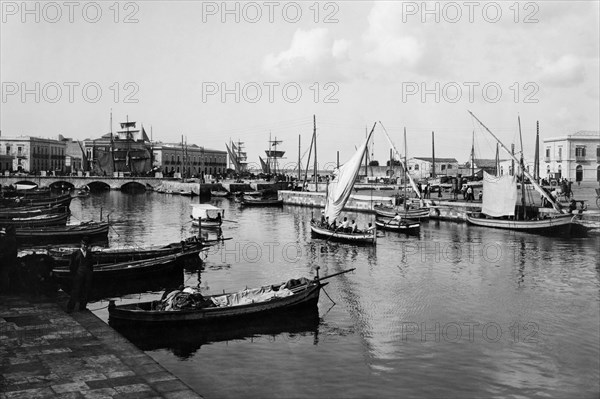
left=324, top=125, right=375, bottom=224
left=481, top=172, right=517, bottom=217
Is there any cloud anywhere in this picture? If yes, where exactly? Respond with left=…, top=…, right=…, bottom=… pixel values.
left=536, top=55, right=586, bottom=87
left=262, top=28, right=350, bottom=82
left=362, top=3, right=423, bottom=68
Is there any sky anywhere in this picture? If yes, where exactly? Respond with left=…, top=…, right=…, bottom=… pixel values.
left=1, top=0, right=599, bottom=169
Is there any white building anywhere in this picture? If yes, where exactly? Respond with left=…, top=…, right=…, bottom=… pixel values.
left=543, top=131, right=599, bottom=183
left=407, top=157, right=459, bottom=180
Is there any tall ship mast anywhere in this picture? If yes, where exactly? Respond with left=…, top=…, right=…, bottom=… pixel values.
left=265, top=134, right=285, bottom=175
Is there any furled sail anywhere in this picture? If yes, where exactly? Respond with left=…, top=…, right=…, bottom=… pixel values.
left=481, top=171, right=517, bottom=217
left=324, top=124, right=376, bottom=224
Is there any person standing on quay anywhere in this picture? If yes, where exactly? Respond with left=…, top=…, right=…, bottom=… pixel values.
left=67, top=236, right=94, bottom=313
left=0, top=226, right=18, bottom=294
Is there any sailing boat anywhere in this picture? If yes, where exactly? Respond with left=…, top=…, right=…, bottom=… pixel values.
left=375, top=128, right=421, bottom=234
left=309, top=123, right=377, bottom=245
left=373, top=123, right=430, bottom=220
left=465, top=112, right=578, bottom=235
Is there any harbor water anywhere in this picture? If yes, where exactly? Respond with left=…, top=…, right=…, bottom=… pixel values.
left=70, top=191, right=600, bottom=398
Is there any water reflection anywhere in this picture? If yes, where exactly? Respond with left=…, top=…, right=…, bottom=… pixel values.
left=109, top=307, right=320, bottom=359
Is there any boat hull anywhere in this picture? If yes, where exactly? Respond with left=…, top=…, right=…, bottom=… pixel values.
left=241, top=198, right=283, bottom=206
left=108, top=282, right=322, bottom=324
left=15, top=222, right=109, bottom=245
left=375, top=218, right=420, bottom=234
left=310, top=221, right=376, bottom=245
left=373, top=204, right=430, bottom=220
left=466, top=213, right=577, bottom=234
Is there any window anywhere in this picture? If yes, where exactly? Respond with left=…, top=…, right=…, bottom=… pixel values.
left=545, top=148, right=550, bottom=157
left=575, top=146, right=586, bottom=157
left=558, top=147, right=562, bottom=159
left=414, top=164, right=419, bottom=170
left=441, top=165, right=446, bottom=171
left=6, top=145, right=10, bottom=155
left=447, top=164, right=453, bottom=169
left=17, top=146, right=22, bottom=155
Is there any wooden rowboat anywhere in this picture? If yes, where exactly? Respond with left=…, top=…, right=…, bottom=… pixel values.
left=52, top=250, right=200, bottom=289
left=108, top=268, right=354, bottom=325
left=310, top=221, right=376, bottom=245
left=375, top=217, right=420, bottom=234
left=48, top=236, right=210, bottom=266
left=465, top=212, right=577, bottom=235
left=373, top=204, right=430, bottom=220
left=240, top=197, right=283, bottom=206
left=15, top=222, right=109, bottom=245
left=0, top=205, right=68, bottom=219
left=1, top=212, right=68, bottom=227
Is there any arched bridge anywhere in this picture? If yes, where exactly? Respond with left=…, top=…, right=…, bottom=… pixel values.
left=0, top=176, right=170, bottom=191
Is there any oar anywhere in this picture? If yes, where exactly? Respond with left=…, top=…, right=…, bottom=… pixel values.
left=324, top=225, right=342, bottom=243
left=315, top=267, right=356, bottom=283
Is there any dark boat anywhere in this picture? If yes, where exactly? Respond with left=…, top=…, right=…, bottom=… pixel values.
left=15, top=222, right=109, bottom=245
left=0, top=205, right=69, bottom=219
left=52, top=250, right=200, bottom=291
left=375, top=217, right=420, bottom=234
left=108, top=268, right=354, bottom=324
left=1, top=212, right=68, bottom=227
left=309, top=221, right=376, bottom=245
left=210, top=190, right=231, bottom=198
left=240, top=196, right=283, bottom=206
left=1, top=193, right=72, bottom=208
left=48, top=236, right=212, bottom=266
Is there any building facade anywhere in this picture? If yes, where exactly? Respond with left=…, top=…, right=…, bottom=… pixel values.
left=407, top=157, right=460, bottom=180
left=153, top=143, right=227, bottom=177
left=0, top=136, right=66, bottom=174
left=543, top=131, right=600, bottom=182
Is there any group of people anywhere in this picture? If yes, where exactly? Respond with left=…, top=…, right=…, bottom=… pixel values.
left=317, top=214, right=375, bottom=234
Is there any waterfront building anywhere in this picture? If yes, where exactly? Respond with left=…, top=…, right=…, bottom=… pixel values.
left=152, top=143, right=227, bottom=178
left=543, top=131, right=600, bottom=182
left=58, top=135, right=84, bottom=174
left=0, top=136, right=66, bottom=174
left=407, top=157, right=459, bottom=180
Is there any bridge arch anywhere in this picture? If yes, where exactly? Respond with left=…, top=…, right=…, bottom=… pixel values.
left=87, top=181, right=111, bottom=191
left=120, top=181, right=147, bottom=192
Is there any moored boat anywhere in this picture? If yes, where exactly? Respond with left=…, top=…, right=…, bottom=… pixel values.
left=375, top=217, right=420, bottom=234
left=373, top=204, right=430, bottom=220
left=1, top=212, right=68, bottom=227
left=15, top=222, right=109, bottom=245
left=48, top=236, right=211, bottom=266
left=190, top=204, right=224, bottom=228
left=108, top=267, right=354, bottom=324
left=310, top=221, right=376, bottom=245
left=52, top=250, right=201, bottom=290
left=240, top=196, right=283, bottom=206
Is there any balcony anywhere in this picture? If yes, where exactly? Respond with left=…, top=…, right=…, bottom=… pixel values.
left=575, top=156, right=588, bottom=163
left=544, top=157, right=550, bottom=162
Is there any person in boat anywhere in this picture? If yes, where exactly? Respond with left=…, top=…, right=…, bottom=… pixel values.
left=330, top=219, right=337, bottom=230
left=350, top=220, right=357, bottom=233
left=66, top=236, right=94, bottom=313
left=320, top=211, right=326, bottom=226
left=393, top=213, right=402, bottom=222
left=216, top=213, right=222, bottom=224
left=340, top=217, right=350, bottom=232
left=365, top=222, right=376, bottom=234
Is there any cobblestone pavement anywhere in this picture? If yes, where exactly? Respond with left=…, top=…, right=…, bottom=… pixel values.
left=0, top=294, right=203, bottom=399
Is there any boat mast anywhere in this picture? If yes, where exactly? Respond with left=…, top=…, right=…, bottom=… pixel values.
left=298, top=134, right=301, bottom=181
left=431, top=131, right=436, bottom=179
left=110, top=110, right=115, bottom=174
left=379, top=121, right=422, bottom=199
left=534, top=121, right=540, bottom=183
left=468, top=111, right=563, bottom=213
left=518, top=116, right=526, bottom=220
left=404, top=127, right=408, bottom=211
left=313, top=115, right=318, bottom=192
left=471, top=130, right=475, bottom=179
